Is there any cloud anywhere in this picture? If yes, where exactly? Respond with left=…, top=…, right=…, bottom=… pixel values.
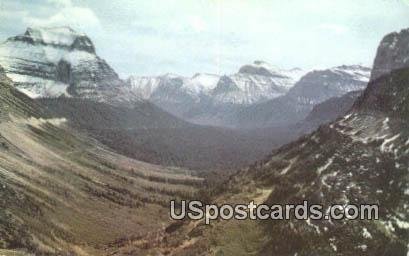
left=47, top=0, right=72, bottom=8
left=402, top=0, right=409, bottom=6
left=1, top=0, right=408, bottom=77
left=316, top=23, right=349, bottom=35
left=14, top=1, right=101, bottom=33
left=188, top=16, right=207, bottom=32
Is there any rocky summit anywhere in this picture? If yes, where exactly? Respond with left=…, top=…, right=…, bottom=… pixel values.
left=371, top=28, right=409, bottom=81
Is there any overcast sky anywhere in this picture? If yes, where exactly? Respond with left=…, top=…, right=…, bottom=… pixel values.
left=0, top=0, right=409, bottom=78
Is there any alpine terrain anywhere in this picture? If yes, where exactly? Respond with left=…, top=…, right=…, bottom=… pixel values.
left=137, top=28, right=409, bottom=256
left=0, top=27, right=290, bottom=171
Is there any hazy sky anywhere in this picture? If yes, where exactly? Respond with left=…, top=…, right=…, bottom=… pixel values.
left=0, top=0, right=409, bottom=78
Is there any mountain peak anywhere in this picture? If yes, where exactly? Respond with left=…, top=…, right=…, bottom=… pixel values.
left=8, top=26, right=95, bottom=53
left=0, top=27, right=128, bottom=100
left=212, top=75, right=240, bottom=94
left=238, top=61, right=306, bottom=84
left=26, top=26, right=77, bottom=35
left=370, top=27, right=409, bottom=81
left=238, top=61, right=285, bottom=77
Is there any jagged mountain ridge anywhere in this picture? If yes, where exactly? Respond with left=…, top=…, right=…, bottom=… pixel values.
left=127, top=61, right=305, bottom=126
left=127, top=61, right=304, bottom=105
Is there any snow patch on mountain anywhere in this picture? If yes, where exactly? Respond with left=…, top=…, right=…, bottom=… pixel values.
left=188, top=73, right=220, bottom=94
left=25, top=27, right=84, bottom=46
left=5, top=73, right=70, bottom=98
left=331, top=65, right=371, bottom=82
left=238, top=60, right=306, bottom=87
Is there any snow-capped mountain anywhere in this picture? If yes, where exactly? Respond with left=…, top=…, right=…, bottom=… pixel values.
left=236, top=65, right=371, bottom=128
left=211, top=61, right=305, bottom=105
left=127, top=61, right=305, bottom=126
left=128, top=61, right=304, bottom=106
left=286, top=65, right=371, bottom=105
left=0, top=27, right=137, bottom=104
left=128, top=73, right=220, bottom=100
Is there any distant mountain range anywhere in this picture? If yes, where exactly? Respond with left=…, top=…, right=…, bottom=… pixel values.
left=128, top=62, right=370, bottom=128
left=127, top=61, right=306, bottom=127
left=127, top=61, right=305, bottom=105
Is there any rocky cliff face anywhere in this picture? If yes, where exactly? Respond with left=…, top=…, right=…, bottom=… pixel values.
left=371, top=28, right=409, bottom=81
left=0, top=27, right=135, bottom=103
left=305, top=90, right=363, bottom=125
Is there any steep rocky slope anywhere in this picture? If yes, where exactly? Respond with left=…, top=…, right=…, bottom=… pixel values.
left=0, top=66, right=202, bottom=255
left=301, top=90, right=363, bottom=131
